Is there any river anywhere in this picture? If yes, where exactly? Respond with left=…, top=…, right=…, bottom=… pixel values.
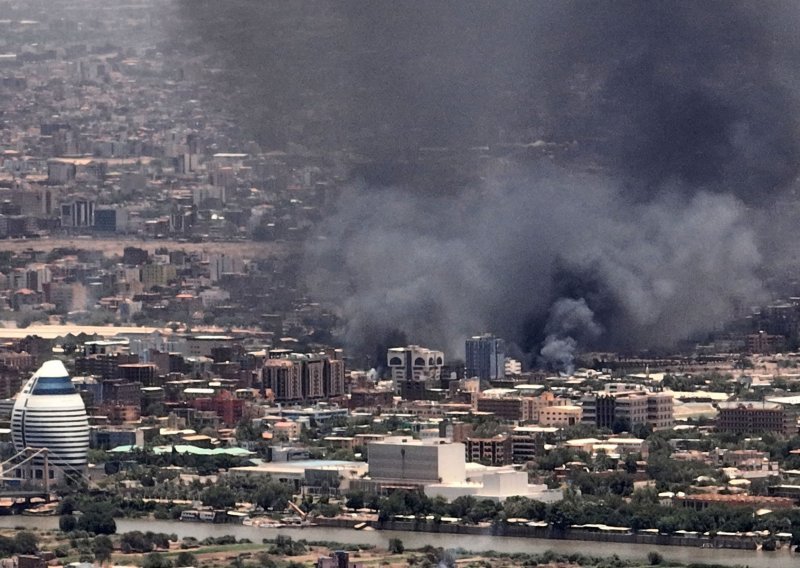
left=0, top=516, right=795, bottom=567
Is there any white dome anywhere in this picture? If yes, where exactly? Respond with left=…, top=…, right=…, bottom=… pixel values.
left=11, top=360, right=89, bottom=474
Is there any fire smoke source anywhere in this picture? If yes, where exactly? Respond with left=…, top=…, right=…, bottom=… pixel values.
left=308, top=167, right=763, bottom=365
left=174, top=2, right=800, bottom=367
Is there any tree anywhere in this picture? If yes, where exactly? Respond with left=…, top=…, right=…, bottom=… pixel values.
left=254, top=552, right=278, bottom=568
left=78, top=547, right=94, bottom=563
left=120, top=531, right=153, bottom=553
left=624, top=453, right=639, bottom=474
left=647, top=551, right=664, bottom=565
left=367, top=493, right=382, bottom=511
left=448, top=495, right=477, bottom=519
left=467, top=499, right=501, bottom=524
left=59, top=513, right=77, bottom=532
left=87, top=449, right=110, bottom=464
left=420, top=547, right=456, bottom=568
left=607, top=472, right=634, bottom=496
left=14, top=531, right=38, bottom=555
left=547, top=502, right=578, bottom=531
left=388, top=538, right=404, bottom=554
left=202, top=484, right=237, bottom=509
left=611, top=417, right=632, bottom=434
left=78, top=507, right=117, bottom=535
left=254, top=481, right=292, bottom=511
left=142, top=552, right=172, bottom=568
left=593, top=449, right=615, bottom=472
left=345, top=490, right=365, bottom=510
left=57, top=499, right=75, bottom=515
left=93, top=535, right=114, bottom=565
left=268, top=535, right=306, bottom=556
left=0, top=536, right=14, bottom=556
left=236, top=419, right=261, bottom=442
left=656, top=515, right=680, bottom=535
left=175, top=551, right=197, bottom=567
left=633, top=423, right=653, bottom=439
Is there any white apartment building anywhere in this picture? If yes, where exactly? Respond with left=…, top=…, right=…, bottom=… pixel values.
left=387, top=345, right=444, bottom=386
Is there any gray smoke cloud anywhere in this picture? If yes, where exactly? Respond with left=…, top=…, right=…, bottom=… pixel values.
left=540, top=298, right=603, bottom=374
left=174, top=2, right=800, bottom=198
left=172, top=2, right=800, bottom=369
left=307, top=165, right=764, bottom=366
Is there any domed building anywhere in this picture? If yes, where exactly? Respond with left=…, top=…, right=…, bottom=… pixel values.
left=10, top=360, right=89, bottom=482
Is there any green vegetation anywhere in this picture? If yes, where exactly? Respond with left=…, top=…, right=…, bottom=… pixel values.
left=58, top=473, right=295, bottom=521
left=369, top=483, right=800, bottom=541
left=59, top=503, right=117, bottom=535
left=0, top=532, right=39, bottom=557
left=266, top=534, right=306, bottom=556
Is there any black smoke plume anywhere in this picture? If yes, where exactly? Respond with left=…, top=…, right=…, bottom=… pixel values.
left=174, top=2, right=800, bottom=368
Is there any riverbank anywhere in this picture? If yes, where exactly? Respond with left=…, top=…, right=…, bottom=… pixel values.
left=314, top=517, right=768, bottom=550
left=0, top=516, right=795, bottom=568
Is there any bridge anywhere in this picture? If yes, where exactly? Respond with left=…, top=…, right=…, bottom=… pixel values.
left=0, top=447, right=92, bottom=506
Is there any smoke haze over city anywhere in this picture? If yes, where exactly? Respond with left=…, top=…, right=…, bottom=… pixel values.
left=176, top=1, right=800, bottom=368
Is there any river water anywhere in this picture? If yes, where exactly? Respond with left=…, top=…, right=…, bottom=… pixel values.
left=0, top=516, right=793, bottom=568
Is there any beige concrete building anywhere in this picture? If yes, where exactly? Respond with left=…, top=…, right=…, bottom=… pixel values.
left=540, top=404, right=583, bottom=427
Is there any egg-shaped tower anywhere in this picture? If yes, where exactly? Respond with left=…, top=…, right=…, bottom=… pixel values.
left=11, top=360, right=89, bottom=481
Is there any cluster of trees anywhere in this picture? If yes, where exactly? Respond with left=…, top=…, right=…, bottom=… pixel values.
left=119, top=531, right=175, bottom=553
left=0, top=531, right=38, bottom=557
left=405, top=545, right=457, bottom=568
left=79, top=472, right=295, bottom=518
left=535, top=446, right=639, bottom=472
left=266, top=534, right=307, bottom=556
left=368, top=490, right=504, bottom=524
left=103, top=448, right=249, bottom=475
left=363, top=487, right=800, bottom=541
left=541, top=431, right=723, bottom=495
left=58, top=501, right=116, bottom=535
left=477, top=548, right=664, bottom=568
left=96, top=465, right=295, bottom=513
left=199, top=477, right=293, bottom=511
left=141, top=552, right=174, bottom=568
left=59, top=534, right=114, bottom=565
left=660, top=373, right=733, bottom=393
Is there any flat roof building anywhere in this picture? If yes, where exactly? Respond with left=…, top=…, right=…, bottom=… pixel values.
left=367, top=436, right=465, bottom=484
left=717, top=402, right=796, bottom=436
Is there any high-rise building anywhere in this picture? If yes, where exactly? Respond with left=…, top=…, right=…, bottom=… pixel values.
left=262, top=359, right=302, bottom=402
left=94, top=207, right=129, bottom=233
left=465, top=334, right=506, bottom=380
left=140, top=263, right=177, bottom=290
left=262, top=352, right=346, bottom=402
left=11, top=360, right=90, bottom=481
left=323, top=351, right=345, bottom=399
left=208, top=253, right=244, bottom=282
left=59, top=196, right=95, bottom=228
left=387, top=345, right=444, bottom=387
